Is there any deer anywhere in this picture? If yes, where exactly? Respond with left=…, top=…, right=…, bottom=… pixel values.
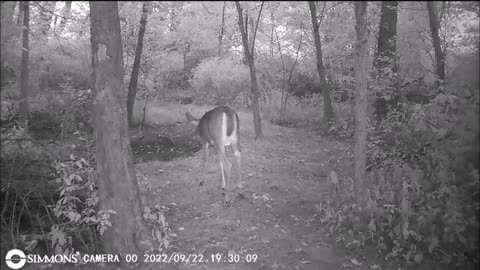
left=186, top=106, right=241, bottom=205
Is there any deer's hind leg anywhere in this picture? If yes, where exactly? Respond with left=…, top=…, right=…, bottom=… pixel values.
left=217, top=148, right=232, bottom=204
left=230, top=142, right=242, bottom=190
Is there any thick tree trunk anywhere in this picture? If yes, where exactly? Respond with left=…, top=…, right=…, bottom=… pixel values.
left=235, top=1, right=264, bottom=139
left=374, top=1, right=398, bottom=75
left=58, top=1, right=72, bottom=33
left=354, top=1, right=369, bottom=209
left=426, top=1, right=445, bottom=84
left=19, top=0, right=30, bottom=127
left=308, top=1, right=333, bottom=121
left=89, top=1, right=150, bottom=257
left=127, top=2, right=149, bottom=127
left=373, top=1, right=399, bottom=121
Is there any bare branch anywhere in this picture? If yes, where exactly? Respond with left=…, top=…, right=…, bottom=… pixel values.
left=251, top=1, right=264, bottom=54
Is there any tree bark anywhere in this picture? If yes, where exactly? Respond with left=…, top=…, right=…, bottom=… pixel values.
left=89, top=1, right=150, bottom=256
left=235, top=1, right=264, bottom=139
left=308, top=1, right=333, bottom=121
left=218, top=1, right=226, bottom=57
left=1, top=1, right=17, bottom=67
left=354, top=1, right=369, bottom=209
left=270, top=10, right=274, bottom=57
left=16, top=1, right=24, bottom=26
left=374, top=1, right=398, bottom=75
left=426, top=1, right=445, bottom=85
left=58, top=1, right=72, bottom=33
left=19, top=0, right=30, bottom=127
left=127, top=2, right=149, bottom=127
left=373, top=1, right=399, bottom=121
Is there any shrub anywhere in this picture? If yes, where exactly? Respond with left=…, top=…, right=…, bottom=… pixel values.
left=261, top=90, right=323, bottom=126
left=190, top=57, right=250, bottom=104
left=320, top=84, right=479, bottom=268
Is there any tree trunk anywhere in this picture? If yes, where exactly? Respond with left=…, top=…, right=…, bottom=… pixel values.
left=374, top=1, right=398, bottom=75
left=58, top=1, right=72, bottom=33
left=89, top=1, right=150, bottom=257
left=373, top=1, right=398, bottom=121
left=353, top=1, right=369, bottom=209
left=270, top=10, right=274, bottom=57
left=127, top=2, right=149, bottom=127
left=308, top=1, right=333, bottom=121
left=16, top=1, right=24, bottom=26
left=169, top=8, right=176, bottom=32
left=1, top=1, right=17, bottom=67
left=426, top=1, right=445, bottom=85
left=218, top=1, right=226, bottom=57
left=19, top=0, right=30, bottom=127
left=235, top=1, right=264, bottom=139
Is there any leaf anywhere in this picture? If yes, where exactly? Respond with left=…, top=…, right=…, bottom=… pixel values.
left=350, top=258, right=362, bottom=265
left=67, top=211, right=77, bottom=222
left=414, top=253, right=423, bottom=264
left=368, top=217, right=376, bottom=233
left=65, top=175, right=72, bottom=185
left=428, top=236, right=439, bottom=253
left=393, top=224, right=401, bottom=236
left=329, top=171, right=339, bottom=185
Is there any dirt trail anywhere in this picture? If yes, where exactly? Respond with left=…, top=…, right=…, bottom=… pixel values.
left=136, top=114, right=356, bottom=270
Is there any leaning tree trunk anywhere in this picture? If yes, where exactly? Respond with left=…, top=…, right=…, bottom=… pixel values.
left=353, top=1, right=369, bottom=209
left=235, top=1, right=264, bottom=140
left=19, top=0, right=30, bottom=127
left=127, top=1, right=149, bottom=127
left=308, top=1, right=333, bottom=121
left=89, top=1, right=151, bottom=257
left=426, top=1, right=445, bottom=86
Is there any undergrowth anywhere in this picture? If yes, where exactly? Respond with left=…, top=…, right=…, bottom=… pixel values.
left=321, top=86, right=479, bottom=269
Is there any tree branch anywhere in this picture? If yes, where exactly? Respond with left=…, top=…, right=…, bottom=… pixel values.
left=251, top=1, right=264, bottom=54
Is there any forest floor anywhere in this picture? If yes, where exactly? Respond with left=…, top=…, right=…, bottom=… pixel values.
left=129, top=104, right=383, bottom=270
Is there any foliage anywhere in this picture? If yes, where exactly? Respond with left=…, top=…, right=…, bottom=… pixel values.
left=0, top=125, right=94, bottom=257
left=319, top=158, right=479, bottom=268
left=50, top=155, right=101, bottom=253
left=289, top=72, right=318, bottom=98
left=319, top=81, right=479, bottom=268
left=142, top=205, right=174, bottom=253
left=190, top=57, right=250, bottom=104
left=26, top=80, right=93, bottom=139
left=262, top=90, right=322, bottom=126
